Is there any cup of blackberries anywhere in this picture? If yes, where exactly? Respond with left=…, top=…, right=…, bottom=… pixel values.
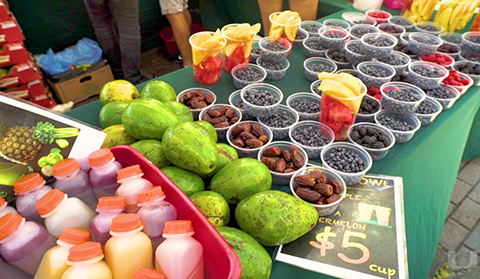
left=355, top=94, right=381, bottom=123
left=347, top=122, right=395, bottom=161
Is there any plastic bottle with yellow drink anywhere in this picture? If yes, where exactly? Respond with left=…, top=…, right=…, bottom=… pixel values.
left=61, top=241, right=112, bottom=279
left=34, top=228, right=91, bottom=279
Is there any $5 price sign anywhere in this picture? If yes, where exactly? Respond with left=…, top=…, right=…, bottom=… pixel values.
left=309, top=226, right=370, bottom=265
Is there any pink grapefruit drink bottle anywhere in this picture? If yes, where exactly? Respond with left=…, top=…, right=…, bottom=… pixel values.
left=13, top=173, right=52, bottom=224
left=61, top=242, right=112, bottom=279
left=35, top=189, right=96, bottom=238
left=34, top=228, right=91, bottom=279
left=137, top=187, right=177, bottom=250
left=115, top=165, right=153, bottom=213
left=0, top=213, right=56, bottom=275
left=0, top=196, right=17, bottom=219
left=155, top=220, right=204, bottom=279
left=105, top=213, right=154, bottom=278
left=133, top=267, right=166, bottom=279
left=52, top=158, right=98, bottom=210
left=88, top=148, right=122, bottom=198
left=0, top=256, right=32, bottom=279
left=89, top=196, right=126, bottom=246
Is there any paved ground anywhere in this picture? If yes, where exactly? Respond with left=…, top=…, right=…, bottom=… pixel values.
left=430, top=159, right=480, bottom=278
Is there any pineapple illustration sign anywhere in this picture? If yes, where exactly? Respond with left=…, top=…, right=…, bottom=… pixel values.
left=0, top=94, right=106, bottom=203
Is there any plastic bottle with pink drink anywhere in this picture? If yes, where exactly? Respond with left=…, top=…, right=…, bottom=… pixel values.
left=13, top=172, right=52, bottom=223
left=0, top=196, right=17, bottom=219
left=61, top=241, right=112, bottom=279
left=52, top=158, right=97, bottom=210
left=137, top=187, right=177, bottom=249
left=89, top=196, right=126, bottom=246
left=88, top=148, right=122, bottom=198
left=0, top=213, right=56, bottom=276
left=115, top=165, right=153, bottom=213
left=155, top=220, right=204, bottom=279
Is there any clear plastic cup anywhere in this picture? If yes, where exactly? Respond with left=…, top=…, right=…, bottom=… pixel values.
left=258, top=37, right=292, bottom=63
left=289, top=121, right=335, bottom=159
left=302, top=37, right=328, bottom=58
left=231, top=63, right=267, bottom=89
left=226, top=121, right=273, bottom=158
left=407, top=61, right=449, bottom=90
left=269, top=11, right=301, bottom=46
left=355, top=94, right=381, bottom=123
left=249, top=41, right=260, bottom=63
left=199, top=104, right=243, bottom=140
left=442, top=71, right=474, bottom=95
left=374, top=110, right=421, bottom=143
left=458, top=51, right=480, bottom=64
left=303, top=57, right=337, bottom=82
left=290, top=166, right=346, bottom=216
left=407, top=33, right=442, bottom=56
left=320, top=142, right=373, bottom=185
left=414, top=21, right=445, bottom=35
left=365, top=9, right=392, bottom=24
left=257, top=105, right=299, bottom=140
left=349, top=15, right=377, bottom=25
left=177, top=87, right=217, bottom=120
left=347, top=122, right=396, bottom=161
left=310, top=79, right=323, bottom=96
left=380, top=82, right=426, bottom=114
left=453, top=61, right=480, bottom=86
left=377, top=23, right=406, bottom=39
left=240, top=83, right=283, bottom=118
left=348, top=24, right=379, bottom=40
left=286, top=93, right=322, bottom=121
left=326, top=48, right=351, bottom=70
left=323, top=18, right=351, bottom=30
left=317, top=26, right=349, bottom=49
left=437, top=42, right=461, bottom=60
left=256, top=57, right=290, bottom=81
left=377, top=51, right=411, bottom=78
left=228, top=89, right=256, bottom=120
left=440, top=33, right=463, bottom=46
left=300, top=21, right=323, bottom=38
left=257, top=141, right=308, bottom=185
left=357, top=61, right=396, bottom=88
left=461, top=31, right=480, bottom=57
left=293, top=28, right=309, bottom=49
left=221, top=23, right=254, bottom=73
left=424, top=85, right=461, bottom=111
left=388, top=16, right=415, bottom=31
left=189, top=31, right=226, bottom=85
left=345, top=40, right=367, bottom=67
left=360, top=33, right=397, bottom=59
left=413, top=97, right=442, bottom=126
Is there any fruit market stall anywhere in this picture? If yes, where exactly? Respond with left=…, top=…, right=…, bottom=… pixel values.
left=65, top=7, right=480, bottom=279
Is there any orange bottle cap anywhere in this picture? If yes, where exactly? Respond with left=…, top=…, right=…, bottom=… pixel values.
left=117, top=165, right=143, bottom=181
left=137, top=187, right=165, bottom=204
left=52, top=158, right=80, bottom=177
left=133, top=267, right=166, bottom=279
left=110, top=213, right=143, bottom=233
left=96, top=196, right=126, bottom=210
left=13, top=173, right=45, bottom=194
left=163, top=220, right=194, bottom=235
left=59, top=228, right=91, bottom=245
left=68, top=242, right=103, bottom=262
left=88, top=148, right=115, bottom=167
left=0, top=197, right=5, bottom=208
left=0, top=213, right=23, bottom=241
left=35, top=189, right=66, bottom=216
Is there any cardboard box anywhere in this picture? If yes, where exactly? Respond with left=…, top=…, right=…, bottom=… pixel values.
left=46, top=60, right=114, bottom=104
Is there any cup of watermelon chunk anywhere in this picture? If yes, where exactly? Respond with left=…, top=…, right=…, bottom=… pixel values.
left=320, top=94, right=365, bottom=141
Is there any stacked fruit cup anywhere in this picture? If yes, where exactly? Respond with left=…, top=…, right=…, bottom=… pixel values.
left=268, top=10, right=301, bottom=57
left=221, top=23, right=261, bottom=73
left=189, top=31, right=226, bottom=85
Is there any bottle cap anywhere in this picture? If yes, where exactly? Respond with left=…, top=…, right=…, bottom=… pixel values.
left=13, top=173, right=45, bottom=193
left=110, top=213, right=143, bottom=233
left=88, top=148, right=115, bottom=167
left=35, top=189, right=66, bottom=216
left=117, top=165, right=143, bottom=181
left=133, top=267, right=166, bottom=279
left=52, top=158, right=80, bottom=177
left=163, top=220, right=194, bottom=235
left=137, top=187, right=165, bottom=204
left=96, top=196, right=126, bottom=211
left=0, top=213, right=23, bottom=241
left=59, top=228, right=91, bottom=245
left=68, top=242, right=103, bottom=262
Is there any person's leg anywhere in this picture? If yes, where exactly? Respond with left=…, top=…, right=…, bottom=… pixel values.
left=289, top=0, right=319, bottom=21
left=111, top=0, right=143, bottom=83
left=257, top=0, right=283, bottom=36
left=161, top=0, right=193, bottom=66
left=83, top=0, right=123, bottom=79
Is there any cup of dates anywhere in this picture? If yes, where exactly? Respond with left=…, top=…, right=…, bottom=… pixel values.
left=258, top=141, right=308, bottom=185
left=199, top=104, right=242, bottom=140
left=226, top=121, right=273, bottom=158
left=347, top=122, right=395, bottom=161
left=177, top=87, right=217, bottom=120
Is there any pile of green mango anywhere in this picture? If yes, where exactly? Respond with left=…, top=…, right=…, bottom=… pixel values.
left=97, top=80, right=320, bottom=279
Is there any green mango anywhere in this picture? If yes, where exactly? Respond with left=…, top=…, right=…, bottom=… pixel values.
left=217, top=227, right=272, bottom=279
left=99, top=101, right=129, bottom=129
left=190, top=191, right=230, bottom=227
left=210, top=158, right=271, bottom=204
left=207, top=143, right=238, bottom=178
left=195, top=121, right=218, bottom=142
left=161, top=166, right=204, bottom=196
left=130, top=140, right=170, bottom=168
left=163, top=101, right=194, bottom=123
left=140, top=80, right=176, bottom=102
left=235, top=190, right=318, bottom=246
left=162, top=122, right=219, bottom=175
left=122, top=98, right=179, bottom=140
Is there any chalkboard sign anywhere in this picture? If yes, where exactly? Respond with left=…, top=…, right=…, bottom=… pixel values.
left=275, top=175, right=408, bottom=279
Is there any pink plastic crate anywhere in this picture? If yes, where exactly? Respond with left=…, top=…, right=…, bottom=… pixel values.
left=110, top=145, right=242, bottom=279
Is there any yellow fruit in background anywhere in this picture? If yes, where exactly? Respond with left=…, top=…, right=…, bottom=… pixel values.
left=99, top=80, right=139, bottom=105
left=101, top=124, right=136, bottom=148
